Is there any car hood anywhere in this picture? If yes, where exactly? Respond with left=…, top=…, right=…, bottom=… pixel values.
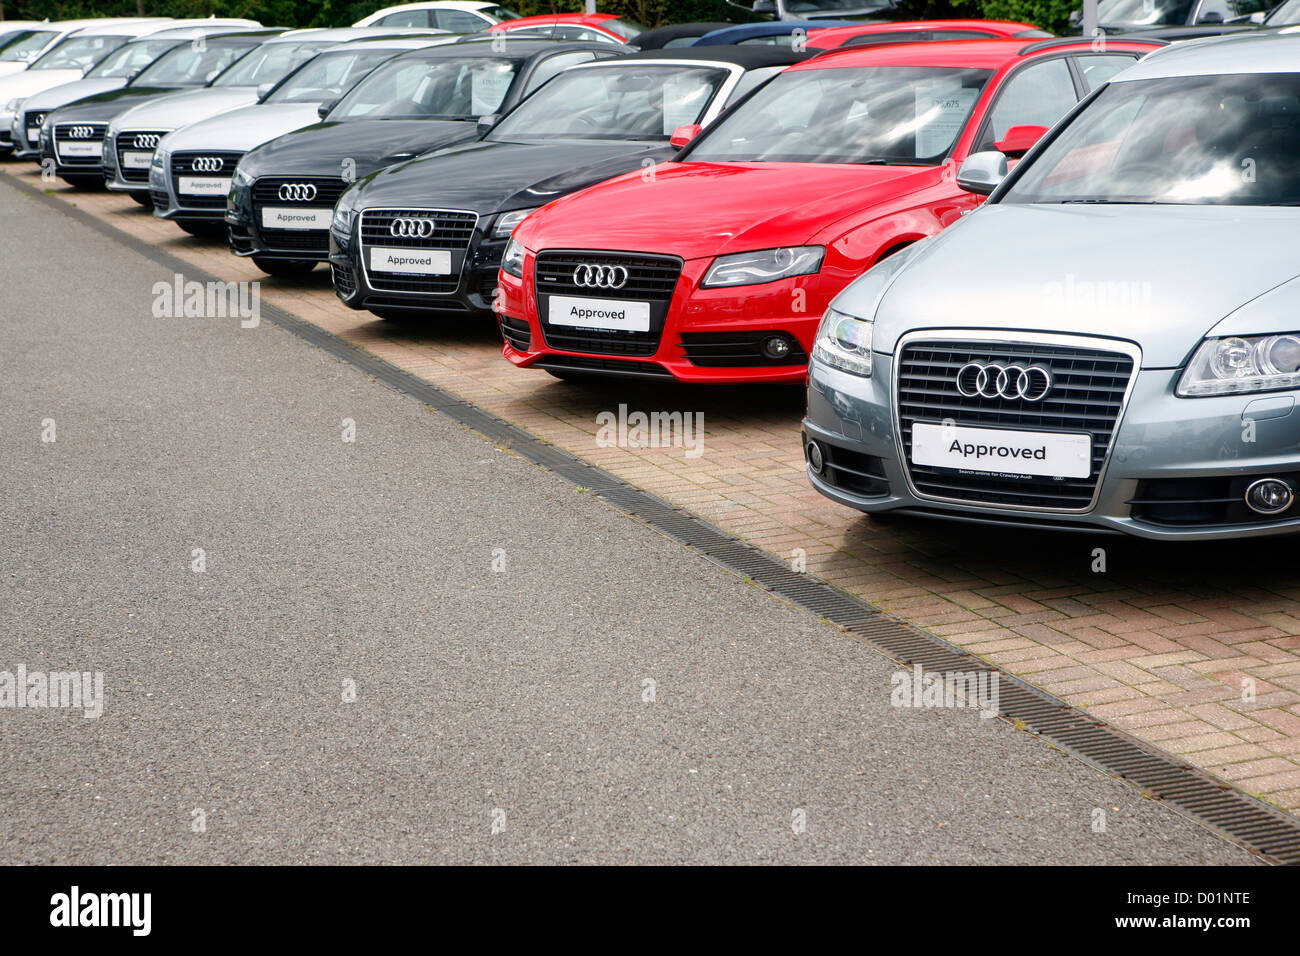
left=865, top=203, right=1300, bottom=368
left=0, top=63, right=30, bottom=78
left=514, top=160, right=940, bottom=260
left=23, top=77, right=126, bottom=112
left=353, top=137, right=675, bottom=216
left=114, top=86, right=257, bottom=132
left=46, top=84, right=190, bottom=124
left=162, top=102, right=324, bottom=154
left=240, top=118, right=480, bottom=180
left=0, top=69, right=84, bottom=103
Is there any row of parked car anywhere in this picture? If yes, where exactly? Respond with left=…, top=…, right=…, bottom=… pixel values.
left=3, top=8, right=1298, bottom=542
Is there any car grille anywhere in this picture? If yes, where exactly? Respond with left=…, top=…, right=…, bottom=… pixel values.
left=21, top=110, right=47, bottom=147
left=114, top=130, right=167, bottom=183
left=534, top=250, right=681, bottom=357
left=331, top=264, right=356, bottom=298
left=358, top=208, right=477, bottom=294
left=252, top=177, right=347, bottom=255
left=170, top=151, right=242, bottom=207
left=896, top=339, right=1135, bottom=510
left=499, top=314, right=530, bottom=352
left=52, top=123, right=106, bottom=165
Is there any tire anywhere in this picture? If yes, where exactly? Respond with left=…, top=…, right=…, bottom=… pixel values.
left=176, top=220, right=226, bottom=239
left=252, top=256, right=315, bottom=278
left=129, top=191, right=152, bottom=208
left=61, top=174, right=105, bottom=191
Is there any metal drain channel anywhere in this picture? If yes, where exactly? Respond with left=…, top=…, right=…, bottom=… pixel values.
left=14, top=171, right=1300, bottom=865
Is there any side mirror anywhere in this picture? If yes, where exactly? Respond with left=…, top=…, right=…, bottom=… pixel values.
left=753, top=0, right=778, bottom=13
left=1196, top=10, right=1224, bottom=22
left=993, top=124, right=1048, bottom=158
left=670, top=123, right=702, bottom=149
left=126, top=68, right=141, bottom=83
left=1250, top=10, right=1266, bottom=22
left=256, top=82, right=276, bottom=102
left=1068, top=9, right=1082, bottom=24
left=476, top=113, right=500, bottom=135
left=317, top=99, right=336, bottom=119
left=956, top=151, right=1008, bottom=195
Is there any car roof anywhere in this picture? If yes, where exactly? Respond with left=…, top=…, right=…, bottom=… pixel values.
left=1112, top=30, right=1300, bottom=79
left=319, top=35, right=457, bottom=52
left=366, top=1, right=495, bottom=11
left=450, top=35, right=619, bottom=54
left=63, top=20, right=178, bottom=37
left=630, top=22, right=732, bottom=49
left=808, top=20, right=1045, bottom=46
left=615, top=46, right=815, bottom=69
left=794, top=36, right=1162, bottom=71
left=694, top=20, right=860, bottom=45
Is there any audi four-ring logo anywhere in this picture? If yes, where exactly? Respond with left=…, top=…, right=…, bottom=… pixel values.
left=573, top=264, right=628, bottom=289
left=191, top=156, right=224, bottom=172
left=955, top=362, right=1053, bottom=402
left=67, top=126, right=95, bottom=139
left=133, top=133, right=160, bottom=149
left=278, top=183, right=318, bottom=202
left=389, top=218, right=435, bottom=238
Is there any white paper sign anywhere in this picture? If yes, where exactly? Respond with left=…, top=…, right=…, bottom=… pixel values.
left=58, top=141, right=101, bottom=159
left=261, top=207, right=332, bottom=230
left=122, top=150, right=153, bottom=169
left=178, top=176, right=231, bottom=196
left=369, top=246, right=451, bottom=275
left=911, top=422, right=1091, bottom=479
left=547, top=294, right=650, bottom=333
left=914, top=83, right=977, bottom=159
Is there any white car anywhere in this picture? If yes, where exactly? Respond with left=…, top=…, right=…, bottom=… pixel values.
left=0, top=20, right=175, bottom=151
left=352, top=2, right=520, bottom=32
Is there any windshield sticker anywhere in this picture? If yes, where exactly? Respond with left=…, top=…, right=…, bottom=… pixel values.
left=914, top=82, right=977, bottom=158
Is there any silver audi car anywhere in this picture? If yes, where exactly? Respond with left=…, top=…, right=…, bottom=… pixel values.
left=803, top=32, right=1300, bottom=540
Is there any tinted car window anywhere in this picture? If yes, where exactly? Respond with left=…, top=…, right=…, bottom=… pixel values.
left=265, top=49, right=396, bottom=103
left=0, top=30, right=57, bottom=62
left=1097, top=0, right=1195, bottom=25
left=522, top=50, right=596, bottom=95
left=86, top=38, right=180, bottom=79
left=689, top=66, right=993, bottom=164
left=1003, top=73, right=1300, bottom=205
left=436, top=10, right=490, bottom=31
left=133, top=41, right=256, bottom=86
left=330, top=56, right=520, bottom=118
left=213, top=41, right=334, bottom=87
left=981, top=57, right=1077, bottom=149
left=379, top=11, right=431, bottom=28
left=31, top=34, right=126, bottom=71
left=489, top=64, right=728, bottom=139
left=1076, top=53, right=1138, bottom=92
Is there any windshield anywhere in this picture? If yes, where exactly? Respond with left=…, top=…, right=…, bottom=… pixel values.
left=330, top=55, right=520, bottom=119
left=484, top=6, right=522, bottom=19
left=212, top=41, right=333, bottom=87
left=265, top=49, right=397, bottom=104
left=30, top=34, right=127, bottom=71
left=1003, top=73, right=1300, bottom=206
left=133, top=40, right=256, bottom=86
left=1267, top=0, right=1300, bottom=21
left=490, top=64, right=728, bottom=140
left=688, top=66, right=992, bottom=165
left=1096, top=0, right=1193, bottom=25
left=602, top=19, right=644, bottom=40
left=86, top=38, right=180, bottom=79
left=0, top=29, right=57, bottom=63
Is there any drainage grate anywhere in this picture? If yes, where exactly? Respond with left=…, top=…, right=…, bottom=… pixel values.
left=13, top=171, right=1300, bottom=866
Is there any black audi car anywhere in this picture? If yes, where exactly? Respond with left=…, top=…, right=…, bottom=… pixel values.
left=228, top=37, right=622, bottom=276
left=328, top=46, right=807, bottom=320
left=34, top=30, right=282, bottom=189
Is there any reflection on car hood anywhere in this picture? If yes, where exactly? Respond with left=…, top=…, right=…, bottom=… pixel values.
left=21, top=77, right=126, bottom=112
left=0, top=69, right=84, bottom=103
left=239, top=118, right=480, bottom=180
left=352, top=138, right=673, bottom=216
left=864, top=203, right=1300, bottom=368
left=115, top=87, right=257, bottom=132
left=162, top=102, right=324, bottom=153
left=45, top=84, right=190, bottom=124
left=513, top=160, right=940, bottom=260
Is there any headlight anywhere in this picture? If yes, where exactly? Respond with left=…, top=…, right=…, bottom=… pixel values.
left=492, top=207, right=537, bottom=239
left=4, top=98, right=20, bottom=113
left=811, top=307, right=873, bottom=377
left=232, top=166, right=254, bottom=189
left=151, top=147, right=168, bottom=168
left=1178, top=333, right=1300, bottom=396
left=701, top=246, right=824, bottom=288
left=501, top=237, right=525, bottom=278
left=332, top=186, right=360, bottom=235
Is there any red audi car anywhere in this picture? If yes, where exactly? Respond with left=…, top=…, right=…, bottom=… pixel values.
left=496, top=37, right=1162, bottom=384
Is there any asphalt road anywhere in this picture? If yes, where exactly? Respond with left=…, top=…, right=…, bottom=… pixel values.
left=0, top=177, right=1254, bottom=864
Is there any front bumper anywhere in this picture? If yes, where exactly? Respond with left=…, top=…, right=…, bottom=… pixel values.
left=803, top=348, right=1300, bottom=540
left=494, top=248, right=829, bottom=385
left=228, top=175, right=349, bottom=263
left=151, top=150, right=243, bottom=223
left=9, top=108, right=44, bottom=159
left=39, top=123, right=109, bottom=179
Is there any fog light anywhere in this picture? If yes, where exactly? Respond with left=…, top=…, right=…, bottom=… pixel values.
left=805, top=440, right=824, bottom=475
left=1244, top=478, right=1294, bottom=515
left=762, top=335, right=792, bottom=360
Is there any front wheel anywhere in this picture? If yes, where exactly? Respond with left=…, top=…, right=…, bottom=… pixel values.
left=252, top=256, right=316, bottom=278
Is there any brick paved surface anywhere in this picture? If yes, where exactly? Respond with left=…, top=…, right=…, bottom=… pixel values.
left=9, top=163, right=1300, bottom=814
